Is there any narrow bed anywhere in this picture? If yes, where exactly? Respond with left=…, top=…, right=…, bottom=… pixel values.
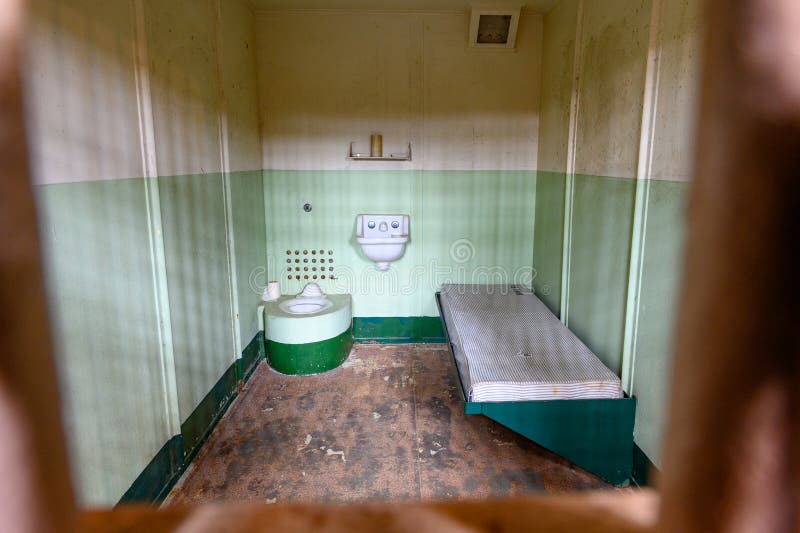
left=439, top=284, right=623, bottom=402
left=436, top=284, right=636, bottom=485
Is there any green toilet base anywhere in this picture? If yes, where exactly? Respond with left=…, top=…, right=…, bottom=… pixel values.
left=266, top=327, right=353, bottom=375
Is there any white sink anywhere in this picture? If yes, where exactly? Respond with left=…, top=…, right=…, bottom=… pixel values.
left=356, top=214, right=410, bottom=271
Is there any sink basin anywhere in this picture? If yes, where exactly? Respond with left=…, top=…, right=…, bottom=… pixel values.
left=356, top=215, right=410, bottom=271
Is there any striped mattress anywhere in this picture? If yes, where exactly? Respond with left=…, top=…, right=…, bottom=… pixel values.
left=439, top=284, right=623, bottom=402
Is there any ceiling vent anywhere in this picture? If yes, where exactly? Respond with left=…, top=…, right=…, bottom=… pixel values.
left=469, top=6, right=521, bottom=49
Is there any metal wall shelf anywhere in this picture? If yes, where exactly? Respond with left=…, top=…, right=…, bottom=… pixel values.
left=347, top=142, right=412, bottom=161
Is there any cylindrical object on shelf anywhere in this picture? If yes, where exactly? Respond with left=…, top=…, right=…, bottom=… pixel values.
left=370, top=134, right=383, bottom=157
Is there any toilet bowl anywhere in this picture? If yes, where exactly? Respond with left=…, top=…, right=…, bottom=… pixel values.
left=279, top=298, right=332, bottom=315
left=263, top=286, right=352, bottom=375
left=278, top=283, right=333, bottom=315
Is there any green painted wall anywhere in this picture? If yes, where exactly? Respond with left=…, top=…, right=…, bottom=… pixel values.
left=35, top=178, right=172, bottom=505
left=230, top=170, right=268, bottom=351
left=264, top=170, right=536, bottom=318
left=532, top=171, right=566, bottom=314
left=630, top=180, right=687, bottom=465
left=567, top=174, right=636, bottom=374
left=35, top=169, right=266, bottom=502
left=157, top=173, right=235, bottom=425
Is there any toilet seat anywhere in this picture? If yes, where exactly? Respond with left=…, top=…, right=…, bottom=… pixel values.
left=279, top=297, right=333, bottom=315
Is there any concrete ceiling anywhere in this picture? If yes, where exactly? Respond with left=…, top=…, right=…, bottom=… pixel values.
left=248, top=0, right=561, bottom=14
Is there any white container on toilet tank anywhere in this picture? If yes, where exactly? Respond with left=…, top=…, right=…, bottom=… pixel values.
left=356, top=214, right=410, bottom=271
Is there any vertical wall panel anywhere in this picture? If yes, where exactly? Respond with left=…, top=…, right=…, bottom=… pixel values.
left=532, top=172, right=566, bottom=314
left=229, top=169, right=267, bottom=350
left=573, top=0, right=651, bottom=178
left=220, top=1, right=266, bottom=351
left=536, top=0, right=578, bottom=174
left=533, top=0, right=579, bottom=314
left=567, top=0, right=650, bottom=374
left=631, top=180, right=687, bottom=466
left=144, top=0, right=236, bottom=430
left=649, top=0, right=702, bottom=183
left=24, top=0, right=144, bottom=185
left=156, top=173, right=234, bottom=423
left=630, top=0, right=701, bottom=467
left=220, top=1, right=263, bottom=175
left=24, top=0, right=173, bottom=505
left=144, top=0, right=223, bottom=177
left=568, top=175, right=635, bottom=373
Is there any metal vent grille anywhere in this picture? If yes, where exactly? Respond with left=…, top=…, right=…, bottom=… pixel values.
left=284, top=248, right=335, bottom=283
left=477, top=14, right=512, bottom=44
left=468, top=8, right=520, bottom=49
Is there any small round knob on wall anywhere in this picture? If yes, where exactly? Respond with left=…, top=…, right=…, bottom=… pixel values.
left=303, top=203, right=312, bottom=213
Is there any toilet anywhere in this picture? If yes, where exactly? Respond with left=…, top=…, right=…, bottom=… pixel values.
left=263, top=283, right=352, bottom=375
left=278, top=282, right=333, bottom=315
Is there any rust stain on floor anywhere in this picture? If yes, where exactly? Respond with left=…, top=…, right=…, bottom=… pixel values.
left=166, top=343, right=613, bottom=506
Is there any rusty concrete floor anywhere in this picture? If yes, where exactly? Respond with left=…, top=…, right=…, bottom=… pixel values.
left=166, top=343, right=612, bottom=506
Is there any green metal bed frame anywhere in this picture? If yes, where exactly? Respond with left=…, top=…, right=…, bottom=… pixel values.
left=435, top=292, right=636, bottom=486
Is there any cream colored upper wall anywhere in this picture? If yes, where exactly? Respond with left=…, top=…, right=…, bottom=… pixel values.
left=256, top=11, right=542, bottom=171
left=220, top=1, right=263, bottom=173
left=574, top=0, right=652, bottom=179
left=537, top=0, right=578, bottom=173
left=538, top=0, right=700, bottom=181
left=424, top=13, right=543, bottom=170
left=23, top=0, right=144, bottom=185
left=144, top=0, right=222, bottom=177
left=650, top=0, right=701, bottom=182
left=23, top=0, right=263, bottom=183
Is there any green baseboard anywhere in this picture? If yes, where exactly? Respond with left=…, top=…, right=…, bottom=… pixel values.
left=632, top=443, right=658, bottom=487
left=119, top=331, right=264, bottom=505
left=117, top=435, right=183, bottom=506
left=238, top=330, right=265, bottom=382
left=180, top=362, right=239, bottom=463
left=352, top=316, right=445, bottom=344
